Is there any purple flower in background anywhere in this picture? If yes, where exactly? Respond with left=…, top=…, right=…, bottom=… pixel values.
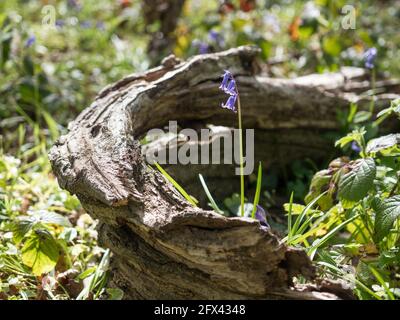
left=208, top=30, right=219, bottom=41
left=208, top=30, right=224, bottom=47
left=25, top=35, right=36, bottom=48
left=255, top=205, right=270, bottom=229
left=96, top=21, right=105, bottom=31
left=219, top=70, right=238, bottom=112
left=199, top=42, right=209, bottom=54
left=55, top=19, right=65, bottom=28
left=80, top=20, right=92, bottom=29
left=363, top=47, right=377, bottom=69
left=191, top=39, right=209, bottom=54
left=351, top=141, right=361, bottom=153
left=68, top=0, right=81, bottom=9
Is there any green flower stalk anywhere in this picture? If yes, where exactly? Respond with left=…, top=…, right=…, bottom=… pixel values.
left=219, top=70, right=245, bottom=216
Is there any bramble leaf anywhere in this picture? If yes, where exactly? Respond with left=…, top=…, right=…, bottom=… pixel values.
left=21, top=229, right=60, bottom=276
left=338, top=158, right=376, bottom=202
left=366, top=134, right=400, bottom=156
left=9, top=218, right=35, bottom=244
left=372, top=196, right=400, bottom=242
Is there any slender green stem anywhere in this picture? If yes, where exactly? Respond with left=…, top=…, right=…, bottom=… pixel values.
left=236, top=92, right=245, bottom=217
left=369, top=68, right=376, bottom=114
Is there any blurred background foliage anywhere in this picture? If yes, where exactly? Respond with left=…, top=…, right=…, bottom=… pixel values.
left=1, top=0, right=399, bottom=135
left=0, top=0, right=399, bottom=299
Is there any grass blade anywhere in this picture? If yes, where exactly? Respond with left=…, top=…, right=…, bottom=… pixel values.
left=308, top=213, right=359, bottom=259
left=198, top=174, right=224, bottom=214
left=291, top=191, right=328, bottom=237
left=251, top=162, right=262, bottom=219
left=317, top=261, right=382, bottom=300
left=154, top=162, right=198, bottom=207
left=368, top=265, right=395, bottom=300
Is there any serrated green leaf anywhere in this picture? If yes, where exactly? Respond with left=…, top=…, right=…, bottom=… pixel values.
left=9, top=218, right=35, bottom=244
left=338, top=158, right=376, bottom=202
left=366, top=134, right=400, bottom=156
left=21, top=229, right=60, bottom=276
left=372, top=196, right=400, bottom=242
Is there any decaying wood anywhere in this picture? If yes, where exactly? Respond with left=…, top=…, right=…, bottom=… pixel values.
left=49, top=46, right=399, bottom=299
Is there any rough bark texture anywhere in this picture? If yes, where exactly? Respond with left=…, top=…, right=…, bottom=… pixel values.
left=49, top=46, right=399, bottom=300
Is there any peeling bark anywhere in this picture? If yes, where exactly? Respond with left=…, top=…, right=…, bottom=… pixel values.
left=49, top=46, right=399, bottom=299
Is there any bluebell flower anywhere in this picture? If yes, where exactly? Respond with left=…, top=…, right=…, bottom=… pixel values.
left=68, top=0, right=81, bottom=9
left=351, top=141, right=361, bottom=153
left=221, top=94, right=237, bottom=112
left=208, top=30, right=219, bottom=41
left=25, top=35, right=36, bottom=48
left=225, top=79, right=236, bottom=95
left=363, top=47, right=377, bottom=69
left=80, top=20, right=92, bottom=29
left=96, top=21, right=105, bottom=31
left=208, top=30, right=224, bottom=47
left=255, top=205, right=270, bottom=229
left=219, top=70, right=238, bottom=113
left=199, top=42, right=209, bottom=54
left=219, top=70, right=231, bottom=90
left=55, top=20, right=65, bottom=29
left=191, top=39, right=209, bottom=54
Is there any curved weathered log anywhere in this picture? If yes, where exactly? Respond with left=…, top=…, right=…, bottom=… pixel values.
left=49, top=46, right=399, bottom=299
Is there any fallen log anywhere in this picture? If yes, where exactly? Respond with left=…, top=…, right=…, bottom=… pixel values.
left=49, top=46, right=399, bottom=299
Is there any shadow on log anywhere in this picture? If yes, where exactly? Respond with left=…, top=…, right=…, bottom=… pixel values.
left=49, top=46, right=399, bottom=299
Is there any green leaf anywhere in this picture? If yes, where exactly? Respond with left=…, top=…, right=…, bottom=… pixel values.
left=106, top=288, right=124, bottom=300
left=335, top=127, right=366, bottom=149
left=21, top=229, right=60, bottom=276
left=283, top=203, right=321, bottom=216
left=353, top=111, right=372, bottom=124
left=304, top=169, right=333, bottom=210
left=366, top=134, right=400, bottom=156
left=372, top=196, right=400, bottom=242
left=338, top=158, right=376, bottom=202
left=9, top=218, right=35, bottom=244
left=33, top=210, right=72, bottom=227
left=59, top=227, right=78, bottom=242
left=377, top=98, right=400, bottom=119
left=77, top=267, right=97, bottom=280
left=224, top=194, right=239, bottom=213
left=322, top=35, right=342, bottom=56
